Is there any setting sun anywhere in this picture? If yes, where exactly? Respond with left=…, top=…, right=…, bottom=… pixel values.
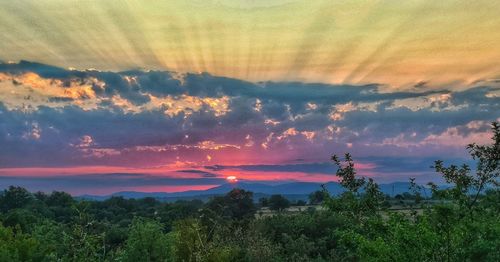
left=226, top=176, right=238, bottom=183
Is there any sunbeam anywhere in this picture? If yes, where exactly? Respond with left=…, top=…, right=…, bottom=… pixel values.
left=1, top=0, right=498, bottom=88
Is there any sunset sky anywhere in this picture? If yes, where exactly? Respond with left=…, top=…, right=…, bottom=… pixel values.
left=0, top=0, right=499, bottom=195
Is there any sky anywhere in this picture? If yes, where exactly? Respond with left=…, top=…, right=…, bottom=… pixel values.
left=0, top=0, right=499, bottom=195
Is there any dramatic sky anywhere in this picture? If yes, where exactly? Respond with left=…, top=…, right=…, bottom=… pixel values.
left=0, top=0, right=499, bottom=195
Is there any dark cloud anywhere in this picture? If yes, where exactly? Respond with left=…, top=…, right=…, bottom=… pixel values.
left=204, top=157, right=467, bottom=175
left=205, top=162, right=337, bottom=174
left=0, top=173, right=225, bottom=192
left=176, top=169, right=219, bottom=178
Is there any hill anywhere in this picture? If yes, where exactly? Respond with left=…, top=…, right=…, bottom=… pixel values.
left=79, top=181, right=426, bottom=202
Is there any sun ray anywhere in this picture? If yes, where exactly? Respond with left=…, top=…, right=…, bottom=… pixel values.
left=0, top=0, right=499, bottom=87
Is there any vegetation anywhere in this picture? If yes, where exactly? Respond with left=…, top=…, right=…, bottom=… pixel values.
left=268, top=195, right=290, bottom=211
left=0, top=122, right=498, bottom=261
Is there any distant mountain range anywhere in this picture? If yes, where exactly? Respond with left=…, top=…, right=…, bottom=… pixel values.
left=79, top=181, right=429, bottom=202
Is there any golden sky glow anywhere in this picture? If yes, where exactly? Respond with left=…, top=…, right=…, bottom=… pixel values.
left=1, top=0, right=499, bottom=87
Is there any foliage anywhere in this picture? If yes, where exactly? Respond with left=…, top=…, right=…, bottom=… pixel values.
left=121, top=219, right=173, bottom=262
left=0, top=224, right=44, bottom=261
left=308, top=190, right=326, bottom=205
left=268, top=194, right=290, bottom=211
left=204, top=189, right=256, bottom=221
left=0, top=186, right=33, bottom=212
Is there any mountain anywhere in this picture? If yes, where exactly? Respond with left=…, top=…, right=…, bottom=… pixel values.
left=78, top=181, right=424, bottom=202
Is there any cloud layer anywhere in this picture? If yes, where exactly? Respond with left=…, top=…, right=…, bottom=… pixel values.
left=0, top=61, right=498, bottom=193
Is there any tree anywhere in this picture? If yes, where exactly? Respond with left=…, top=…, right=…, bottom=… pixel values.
left=431, top=122, right=500, bottom=210
left=259, top=197, right=269, bottom=207
left=46, top=191, right=75, bottom=207
left=121, top=219, right=172, bottom=262
left=158, top=200, right=203, bottom=231
left=171, top=218, right=208, bottom=261
left=331, top=153, right=366, bottom=193
left=309, top=190, right=326, bottom=205
left=326, top=153, right=384, bottom=218
left=205, top=189, right=256, bottom=220
left=0, top=186, right=33, bottom=212
left=2, top=209, right=39, bottom=232
left=295, top=200, right=307, bottom=206
left=268, top=195, right=290, bottom=211
left=0, top=224, right=44, bottom=261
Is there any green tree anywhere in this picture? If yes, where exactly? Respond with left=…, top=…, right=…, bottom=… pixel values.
left=268, top=195, right=290, bottom=211
left=259, top=197, right=269, bottom=207
left=205, top=189, right=256, bottom=220
left=295, top=200, right=307, bottom=206
left=325, top=153, right=384, bottom=220
left=121, top=219, right=172, bottom=262
left=0, top=186, right=33, bottom=212
left=431, top=121, right=499, bottom=211
left=308, top=190, right=325, bottom=205
left=46, top=191, right=75, bottom=207
left=172, top=218, right=207, bottom=261
left=0, top=224, right=44, bottom=261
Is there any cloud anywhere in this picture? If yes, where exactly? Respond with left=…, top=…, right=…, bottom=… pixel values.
left=205, top=163, right=338, bottom=174
left=0, top=61, right=498, bottom=188
left=176, top=169, right=219, bottom=178
left=0, top=172, right=225, bottom=195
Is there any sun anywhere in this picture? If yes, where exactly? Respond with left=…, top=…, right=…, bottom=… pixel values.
left=226, top=176, right=238, bottom=183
